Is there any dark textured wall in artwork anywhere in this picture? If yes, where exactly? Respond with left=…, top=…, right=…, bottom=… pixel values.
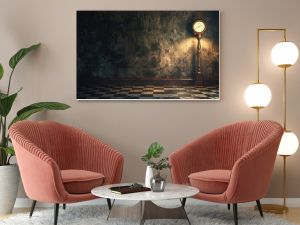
left=77, top=11, right=219, bottom=83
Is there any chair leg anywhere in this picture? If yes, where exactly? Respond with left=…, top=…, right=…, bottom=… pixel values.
left=63, top=204, right=66, bottom=210
left=29, top=200, right=37, bottom=217
left=54, top=204, right=59, bottom=225
left=256, top=200, right=264, bottom=217
left=233, top=203, right=238, bottom=225
left=107, top=198, right=112, bottom=210
left=227, top=204, right=230, bottom=210
left=181, top=198, right=187, bottom=208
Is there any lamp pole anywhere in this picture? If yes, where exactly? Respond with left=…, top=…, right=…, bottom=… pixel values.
left=196, top=35, right=203, bottom=86
left=282, top=155, right=287, bottom=207
left=282, top=65, right=287, bottom=209
left=254, top=28, right=289, bottom=214
left=246, top=28, right=299, bottom=214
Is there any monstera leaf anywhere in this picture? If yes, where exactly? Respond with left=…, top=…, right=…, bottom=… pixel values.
left=9, top=102, right=70, bottom=128
left=9, top=43, right=41, bottom=69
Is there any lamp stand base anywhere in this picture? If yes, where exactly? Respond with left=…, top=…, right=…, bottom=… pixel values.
left=254, top=204, right=288, bottom=214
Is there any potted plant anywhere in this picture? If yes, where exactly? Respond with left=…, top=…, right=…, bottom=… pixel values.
left=141, top=142, right=171, bottom=191
left=0, top=43, right=70, bottom=215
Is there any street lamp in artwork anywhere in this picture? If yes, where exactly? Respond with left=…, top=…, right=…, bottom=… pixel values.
left=192, top=19, right=206, bottom=86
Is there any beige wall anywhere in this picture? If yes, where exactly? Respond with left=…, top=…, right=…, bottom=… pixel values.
left=0, top=0, right=300, bottom=198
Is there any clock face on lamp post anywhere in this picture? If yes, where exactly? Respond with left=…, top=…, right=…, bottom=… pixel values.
left=192, top=20, right=206, bottom=36
left=192, top=19, right=206, bottom=86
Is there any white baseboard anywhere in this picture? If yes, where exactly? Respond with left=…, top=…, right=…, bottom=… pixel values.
left=14, top=197, right=300, bottom=208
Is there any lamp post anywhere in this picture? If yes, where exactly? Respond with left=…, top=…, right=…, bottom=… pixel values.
left=196, top=35, right=202, bottom=85
left=192, top=19, right=206, bottom=86
left=271, top=39, right=299, bottom=213
left=244, top=28, right=299, bottom=214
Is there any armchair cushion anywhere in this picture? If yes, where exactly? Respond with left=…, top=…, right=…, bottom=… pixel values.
left=61, top=170, right=105, bottom=194
left=189, top=170, right=231, bottom=194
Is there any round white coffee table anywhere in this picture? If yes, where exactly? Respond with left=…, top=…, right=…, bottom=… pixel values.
left=92, top=183, right=199, bottom=225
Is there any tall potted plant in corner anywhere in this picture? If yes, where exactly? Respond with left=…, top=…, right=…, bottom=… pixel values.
left=0, top=43, right=70, bottom=215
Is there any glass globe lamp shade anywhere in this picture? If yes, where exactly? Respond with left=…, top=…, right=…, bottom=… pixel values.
left=277, top=131, right=299, bottom=156
left=244, top=83, right=272, bottom=108
left=271, top=42, right=299, bottom=67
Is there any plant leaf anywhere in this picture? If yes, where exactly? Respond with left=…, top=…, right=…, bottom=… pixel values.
left=2, top=146, right=15, bottom=156
left=0, top=63, right=3, bottom=80
left=141, top=154, right=151, bottom=162
left=0, top=92, right=18, bottom=116
left=148, top=142, right=164, bottom=158
left=10, top=108, right=44, bottom=126
left=17, top=102, right=70, bottom=116
left=9, top=102, right=70, bottom=128
left=9, top=43, right=41, bottom=69
left=0, top=93, right=8, bottom=99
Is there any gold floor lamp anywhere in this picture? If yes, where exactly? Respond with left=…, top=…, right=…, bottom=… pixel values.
left=244, top=28, right=299, bottom=214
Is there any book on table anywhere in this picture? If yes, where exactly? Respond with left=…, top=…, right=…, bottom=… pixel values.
left=110, top=183, right=151, bottom=194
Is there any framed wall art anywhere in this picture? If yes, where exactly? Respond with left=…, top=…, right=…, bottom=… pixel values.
left=77, top=11, right=220, bottom=100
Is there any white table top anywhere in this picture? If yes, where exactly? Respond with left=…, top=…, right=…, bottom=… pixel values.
left=91, top=183, right=199, bottom=201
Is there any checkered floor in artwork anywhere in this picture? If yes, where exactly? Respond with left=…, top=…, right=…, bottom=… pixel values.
left=77, top=85, right=219, bottom=100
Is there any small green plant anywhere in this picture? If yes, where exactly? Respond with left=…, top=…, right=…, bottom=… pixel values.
left=141, top=142, right=171, bottom=171
left=0, top=43, right=70, bottom=166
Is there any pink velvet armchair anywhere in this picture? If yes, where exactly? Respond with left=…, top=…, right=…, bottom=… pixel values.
left=9, top=120, right=124, bottom=225
left=169, top=120, right=283, bottom=225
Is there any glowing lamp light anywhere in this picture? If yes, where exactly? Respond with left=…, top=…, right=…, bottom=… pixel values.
left=271, top=42, right=299, bottom=67
left=278, top=131, right=299, bottom=156
left=244, top=83, right=272, bottom=108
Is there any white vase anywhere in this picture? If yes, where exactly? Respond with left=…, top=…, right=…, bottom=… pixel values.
left=0, top=165, right=20, bottom=215
left=145, top=165, right=153, bottom=188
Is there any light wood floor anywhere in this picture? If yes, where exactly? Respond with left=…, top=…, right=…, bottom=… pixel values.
left=1, top=207, right=300, bottom=224
left=281, top=208, right=300, bottom=224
